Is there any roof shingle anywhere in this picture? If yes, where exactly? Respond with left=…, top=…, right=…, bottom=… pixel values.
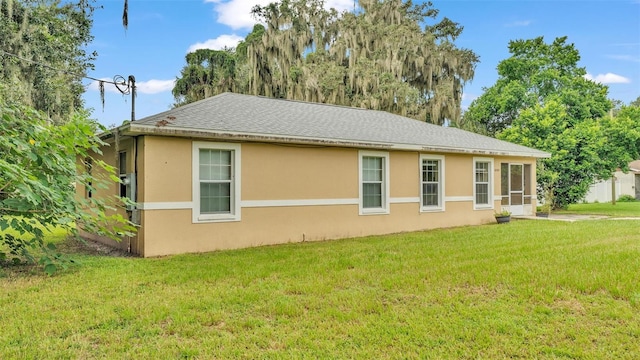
left=129, top=92, right=549, bottom=158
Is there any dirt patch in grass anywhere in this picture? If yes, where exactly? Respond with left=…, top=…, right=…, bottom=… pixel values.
left=552, top=299, right=586, bottom=315
left=58, top=237, right=134, bottom=258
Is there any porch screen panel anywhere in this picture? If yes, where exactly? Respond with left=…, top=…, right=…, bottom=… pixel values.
left=199, top=149, right=232, bottom=214
left=524, top=164, right=532, bottom=204
left=510, top=164, right=523, bottom=191
left=501, top=163, right=509, bottom=205
left=510, top=164, right=523, bottom=206
left=362, top=156, right=383, bottom=208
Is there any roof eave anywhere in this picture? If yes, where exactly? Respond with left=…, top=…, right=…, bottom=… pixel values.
left=124, top=124, right=551, bottom=158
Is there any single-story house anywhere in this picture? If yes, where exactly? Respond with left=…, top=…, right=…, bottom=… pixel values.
left=79, top=92, right=549, bottom=257
left=584, top=160, right=640, bottom=203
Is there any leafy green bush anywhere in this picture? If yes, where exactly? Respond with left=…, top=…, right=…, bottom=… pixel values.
left=0, top=102, right=136, bottom=275
left=617, top=194, right=637, bottom=202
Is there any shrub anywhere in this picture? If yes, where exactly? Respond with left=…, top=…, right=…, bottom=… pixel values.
left=617, top=194, right=637, bottom=202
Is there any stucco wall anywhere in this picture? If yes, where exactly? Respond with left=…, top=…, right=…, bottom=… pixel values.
left=131, top=136, right=537, bottom=257
left=76, top=136, right=139, bottom=252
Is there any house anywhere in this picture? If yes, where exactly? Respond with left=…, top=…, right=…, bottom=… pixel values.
left=79, top=93, right=549, bottom=257
left=583, top=160, right=640, bottom=203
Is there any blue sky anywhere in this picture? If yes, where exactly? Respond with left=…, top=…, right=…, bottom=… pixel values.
left=83, top=0, right=640, bottom=127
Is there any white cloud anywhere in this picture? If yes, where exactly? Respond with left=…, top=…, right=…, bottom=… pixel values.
left=187, top=34, right=244, bottom=53
left=606, top=54, right=640, bottom=63
left=87, top=78, right=175, bottom=94
left=205, top=0, right=354, bottom=30
left=584, top=72, right=631, bottom=84
left=461, top=92, right=478, bottom=102
left=136, top=79, right=176, bottom=94
left=505, top=20, right=532, bottom=27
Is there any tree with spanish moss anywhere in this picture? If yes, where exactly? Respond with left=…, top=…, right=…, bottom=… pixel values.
left=173, top=0, right=477, bottom=125
left=249, top=0, right=478, bottom=125
left=172, top=25, right=265, bottom=107
left=0, top=0, right=96, bottom=123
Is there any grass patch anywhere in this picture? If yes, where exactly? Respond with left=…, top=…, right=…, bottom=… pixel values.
left=2, top=220, right=640, bottom=358
left=558, top=202, right=640, bottom=217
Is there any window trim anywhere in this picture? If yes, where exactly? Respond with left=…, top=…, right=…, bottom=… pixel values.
left=192, top=142, right=241, bottom=223
left=473, top=157, right=494, bottom=210
left=358, top=150, right=390, bottom=215
left=420, top=154, right=445, bottom=212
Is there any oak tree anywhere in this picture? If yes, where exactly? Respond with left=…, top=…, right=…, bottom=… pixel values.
left=0, top=0, right=97, bottom=123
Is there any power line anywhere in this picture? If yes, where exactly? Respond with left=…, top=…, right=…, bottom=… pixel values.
left=0, top=48, right=137, bottom=119
left=0, top=49, right=125, bottom=87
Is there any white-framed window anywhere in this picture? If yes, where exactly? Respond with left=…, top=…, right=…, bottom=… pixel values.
left=420, top=154, right=445, bottom=211
left=359, top=150, right=390, bottom=215
left=192, top=142, right=241, bottom=222
left=473, top=157, right=494, bottom=210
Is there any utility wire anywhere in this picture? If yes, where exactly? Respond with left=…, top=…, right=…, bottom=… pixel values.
left=1, top=48, right=136, bottom=116
left=0, top=49, right=127, bottom=87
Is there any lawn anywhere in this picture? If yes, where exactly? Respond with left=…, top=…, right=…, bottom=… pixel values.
left=1, top=220, right=640, bottom=358
left=558, top=201, right=640, bottom=217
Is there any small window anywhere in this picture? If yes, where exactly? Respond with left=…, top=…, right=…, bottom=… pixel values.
left=420, top=155, right=445, bottom=211
left=192, top=142, right=241, bottom=222
left=119, top=152, right=127, bottom=197
left=473, top=158, right=494, bottom=209
left=359, top=151, right=389, bottom=215
left=85, top=157, right=93, bottom=199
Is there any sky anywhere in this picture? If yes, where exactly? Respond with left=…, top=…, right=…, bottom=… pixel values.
left=83, top=0, right=640, bottom=127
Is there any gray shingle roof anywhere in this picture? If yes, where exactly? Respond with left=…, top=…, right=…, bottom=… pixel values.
left=127, top=92, right=549, bottom=158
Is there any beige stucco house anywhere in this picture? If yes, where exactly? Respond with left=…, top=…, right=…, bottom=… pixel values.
left=80, top=93, right=549, bottom=257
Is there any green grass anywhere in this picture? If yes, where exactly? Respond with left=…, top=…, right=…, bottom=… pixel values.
left=2, top=220, right=640, bottom=358
left=558, top=201, right=640, bottom=217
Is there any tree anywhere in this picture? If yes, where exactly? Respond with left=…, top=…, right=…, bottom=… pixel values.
left=172, top=49, right=238, bottom=107
left=498, top=100, right=609, bottom=208
left=248, top=0, right=477, bottom=124
left=461, top=36, right=622, bottom=208
left=598, top=105, right=640, bottom=170
left=461, top=36, right=610, bottom=136
left=173, top=0, right=477, bottom=125
left=172, top=25, right=265, bottom=107
left=0, top=99, right=135, bottom=275
left=630, top=96, right=640, bottom=108
left=0, top=0, right=96, bottom=123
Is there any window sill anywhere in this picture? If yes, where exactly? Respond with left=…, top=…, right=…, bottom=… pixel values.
left=473, top=205, right=494, bottom=211
left=420, top=207, right=444, bottom=213
left=194, top=214, right=241, bottom=223
left=359, top=208, right=390, bottom=216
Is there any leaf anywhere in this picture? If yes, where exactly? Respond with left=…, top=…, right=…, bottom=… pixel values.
left=44, top=263, right=57, bottom=276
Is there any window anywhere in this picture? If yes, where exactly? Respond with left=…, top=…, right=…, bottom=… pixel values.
left=119, top=151, right=127, bottom=197
left=420, top=155, right=445, bottom=211
left=359, top=151, right=389, bottom=215
left=192, top=142, right=241, bottom=222
left=473, top=158, right=493, bottom=209
left=84, top=157, right=93, bottom=199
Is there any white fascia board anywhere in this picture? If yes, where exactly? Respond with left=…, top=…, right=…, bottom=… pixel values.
left=126, top=124, right=550, bottom=159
